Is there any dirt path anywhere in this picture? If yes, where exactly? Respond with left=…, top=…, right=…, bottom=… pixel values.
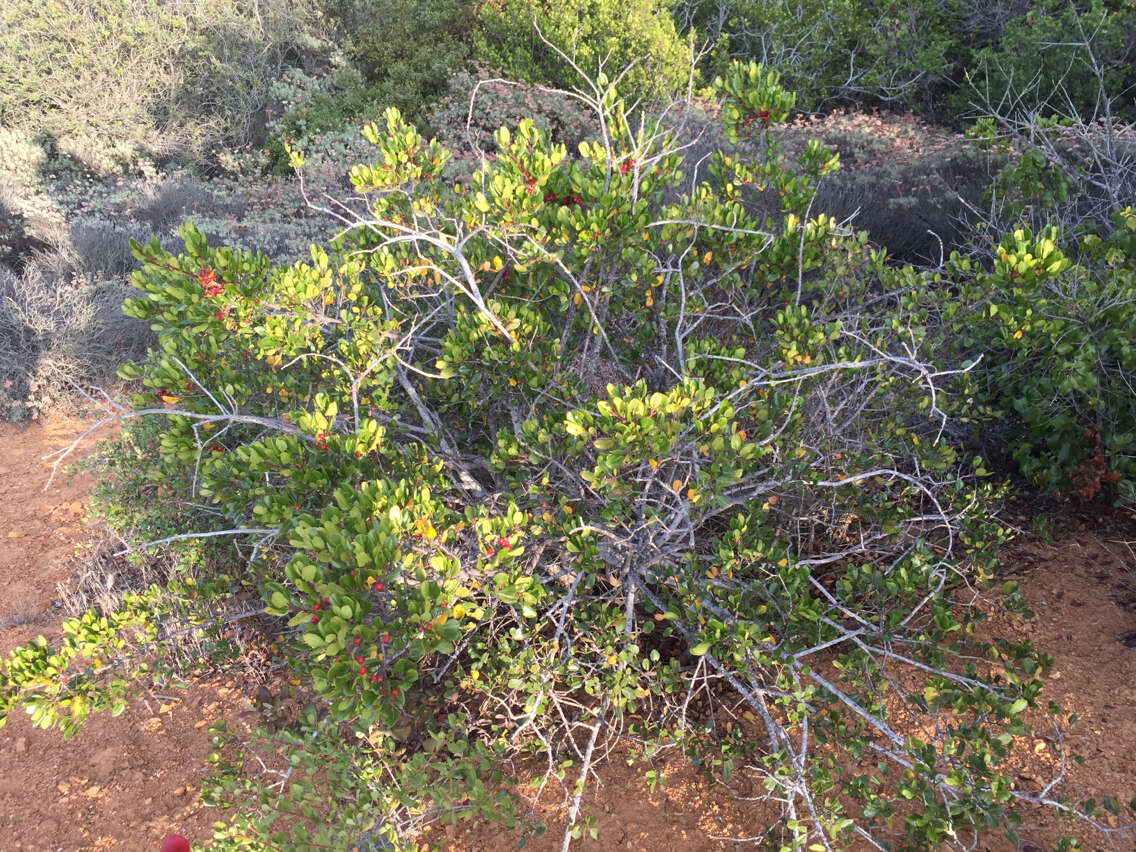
left=0, top=421, right=250, bottom=851
left=2, top=420, right=1135, bottom=851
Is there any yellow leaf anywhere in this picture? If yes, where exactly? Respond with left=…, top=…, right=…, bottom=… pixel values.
left=777, top=558, right=788, bottom=567
left=605, top=654, right=618, bottom=667
left=414, top=518, right=437, bottom=540
left=160, top=395, right=179, bottom=404
left=452, top=603, right=466, bottom=618
left=703, top=251, right=712, bottom=264
left=672, top=479, right=683, bottom=491
left=809, top=845, right=826, bottom=851
left=573, top=292, right=583, bottom=306
left=686, top=488, right=697, bottom=501
left=1013, top=329, right=1023, bottom=339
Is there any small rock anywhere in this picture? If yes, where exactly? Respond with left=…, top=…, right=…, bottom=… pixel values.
left=14, top=736, right=27, bottom=755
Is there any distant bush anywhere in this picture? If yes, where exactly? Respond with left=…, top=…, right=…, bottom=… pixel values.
left=428, top=68, right=597, bottom=160
left=0, top=0, right=331, bottom=174
left=672, top=0, right=957, bottom=111
left=673, top=0, right=1135, bottom=125
left=958, top=0, right=1136, bottom=124
left=259, top=66, right=390, bottom=176
left=0, top=252, right=149, bottom=419
left=917, top=216, right=1136, bottom=507
left=325, top=0, right=474, bottom=126
left=475, top=0, right=695, bottom=103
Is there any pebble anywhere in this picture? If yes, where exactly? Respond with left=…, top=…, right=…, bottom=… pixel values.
left=14, top=736, right=27, bottom=755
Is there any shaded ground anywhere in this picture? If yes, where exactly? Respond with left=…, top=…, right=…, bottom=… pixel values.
left=1, top=420, right=1134, bottom=851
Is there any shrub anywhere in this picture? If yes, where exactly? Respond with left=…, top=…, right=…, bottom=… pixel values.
left=474, top=0, right=695, bottom=103
left=428, top=67, right=598, bottom=160
left=323, top=0, right=473, bottom=128
left=259, top=66, right=391, bottom=176
left=671, top=0, right=958, bottom=111
left=0, top=0, right=330, bottom=173
left=0, top=187, right=45, bottom=270
left=0, top=251, right=149, bottom=419
left=959, top=0, right=1136, bottom=125
left=925, top=216, right=1136, bottom=505
left=3, top=63, right=1113, bottom=850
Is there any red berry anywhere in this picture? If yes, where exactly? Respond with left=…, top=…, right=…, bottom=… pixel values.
left=497, top=537, right=509, bottom=548
left=356, top=655, right=364, bottom=664
left=311, top=615, right=318, bottom=623
left=374, top=582, right=384, bottom=591
left=391, top=688, right=398, bottom=696
left=161, top=835, right=191, bottom=852
left=382, top=633, right=390, bottom=643
left=370, top=674, right=379, bottom=681
left=358, top=666, right=367, bottom=676
left=313, top=603, right=320, bottom=611
left=353, top=636, right=362, bottom=645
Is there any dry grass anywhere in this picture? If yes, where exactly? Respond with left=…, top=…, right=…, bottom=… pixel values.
left=0, top=249, right=150, bottom=419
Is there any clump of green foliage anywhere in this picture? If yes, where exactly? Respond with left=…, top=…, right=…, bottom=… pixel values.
left=325, top=0, right=475, bottom=128
left=474, top=0, right=695, bottom=103
left=930, top=216, right=1136, bottom=503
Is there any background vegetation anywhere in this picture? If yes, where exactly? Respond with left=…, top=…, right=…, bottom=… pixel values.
left=1, top=0, right=1135, bottom=849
